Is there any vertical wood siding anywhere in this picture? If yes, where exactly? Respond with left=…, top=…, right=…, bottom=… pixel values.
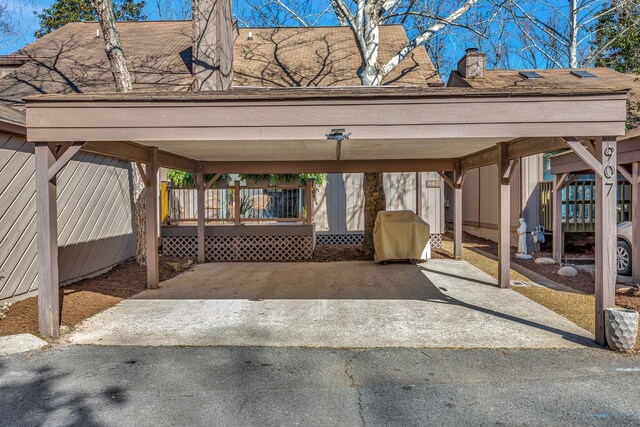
left=314, top=172, right=443, bottom=234
left=446, top=155, right=543, bottom=244
left=0, top=133, right=136, bottom=303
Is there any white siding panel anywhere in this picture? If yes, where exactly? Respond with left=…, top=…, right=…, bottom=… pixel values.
left=0, top=134, right=136, bottom=303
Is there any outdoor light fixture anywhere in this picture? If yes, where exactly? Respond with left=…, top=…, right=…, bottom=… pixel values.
left=326, top=129, right=351, bottom=161
left=326, top=128, right=350, bottom=141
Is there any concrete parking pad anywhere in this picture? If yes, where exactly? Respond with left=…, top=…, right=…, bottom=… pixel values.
left=66, top=260, right=593, bottom=348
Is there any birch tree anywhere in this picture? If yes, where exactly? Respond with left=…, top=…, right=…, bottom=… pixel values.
left=317, top=0, right=481, bottom=254
left=507, top=0, right=639, bottom=68
left=92, top=0, right=148, bottom=264
left=240, top=0, right=482, bottom=254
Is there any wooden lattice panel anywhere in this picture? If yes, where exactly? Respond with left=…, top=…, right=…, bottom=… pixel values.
left=162, top=236, right=197, bottom=258
left=205, top=236, right=313, bottom=261
left=429, top=234, right=443, bottom=249
left=316, top=233, right=443, bottom=248
left=316, top=234, right=365, bottom=245
left=205, top=236, right=237, bottom=262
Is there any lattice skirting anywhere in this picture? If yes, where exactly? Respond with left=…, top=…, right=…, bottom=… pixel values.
left=162, top=235, right=314, bottom=261
left=315, top=233, right=443, bottom=248
left=315, top=234, right=365, bottom=245
left=162, top=236, right=198, bottom=258
left=429, top=234, right=443, bottom=249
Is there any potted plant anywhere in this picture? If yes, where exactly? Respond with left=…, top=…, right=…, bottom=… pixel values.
left=605, top=307, right=638, bottom=352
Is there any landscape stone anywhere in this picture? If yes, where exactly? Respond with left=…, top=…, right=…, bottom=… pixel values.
left=557, top=266, right=578, bottom=277
left=0, top=334, right=48, bottom=356
left=535, top=257, right=556, bottom=265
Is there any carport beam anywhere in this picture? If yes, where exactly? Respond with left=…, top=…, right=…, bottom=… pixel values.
left=197, top=163, right=206, bottom=263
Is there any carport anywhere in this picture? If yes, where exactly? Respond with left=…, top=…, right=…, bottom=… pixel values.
left=25, top=86, right=627, bottom=346
left=550, top=128, right=640, bottom=283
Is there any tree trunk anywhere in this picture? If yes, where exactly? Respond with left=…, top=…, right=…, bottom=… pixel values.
left=569, top=0, right=579, bottom=68
left=93, top=0, right=146, bottom=264
left=93, top=0, right=133, bottom=93
left=362, top=172, right=386, bottom=256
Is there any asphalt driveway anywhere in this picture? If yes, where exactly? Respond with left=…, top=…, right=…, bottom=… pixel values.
left=65, top=259, right=593, bottom=348
left=2, top=346, right=639, bottom=426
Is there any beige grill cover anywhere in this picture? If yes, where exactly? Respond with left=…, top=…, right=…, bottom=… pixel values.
left=373, top=210, right=430, bottom=263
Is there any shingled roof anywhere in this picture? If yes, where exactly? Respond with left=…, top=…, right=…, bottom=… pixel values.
left=0, top=21, right=439, bottom=106
left=448, top=67, right=638, bottom=102
left=232, top=26, right=439, bottom=87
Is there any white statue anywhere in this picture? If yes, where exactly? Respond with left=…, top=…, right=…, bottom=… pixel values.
left=516, top=218, right=533, bottom=259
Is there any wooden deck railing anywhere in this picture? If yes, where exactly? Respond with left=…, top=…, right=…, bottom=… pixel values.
left=539, top=178, right=631, bottom=232
left=164, top=180, right=313, bottom=225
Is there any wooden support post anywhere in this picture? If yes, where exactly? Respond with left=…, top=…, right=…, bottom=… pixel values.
left=197, top=162, right=206, bottom=263
left=438, top=168, right=465, bottom=260
left=633, top=162, right=640, bottom=284
left=305, top=179, right=313, bottom=225
left=146, top=148, right=159, bottom=289
left=454, top=185, right=463, bottom=260
left=35, top=143, right=60, bottom=339
left=497, top=144, right=514, bottom=289
left=234, top=181, right=241, bottom=226
left=552, top=173, right=567, bottom=264
left=453, top=163, right=465, bottom=260
left=594, top=137, right=617, bottom=346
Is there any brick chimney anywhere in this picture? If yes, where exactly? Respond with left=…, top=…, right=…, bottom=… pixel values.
left=192, top=0, right=236, bottom=91
left=457, top=47, right=486, bottom=79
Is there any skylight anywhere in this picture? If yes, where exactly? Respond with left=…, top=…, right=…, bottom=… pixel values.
left=519, top=71, right=543, bottom=79
left=570, top=70, right=597, bottom=78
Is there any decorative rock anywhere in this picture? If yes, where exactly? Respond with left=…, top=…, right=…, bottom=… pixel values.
left=557, top=266, right=578, bottom=277
left=535, top=257, right=556, bottom=265
left=605, top=308, right=638, bottom=352
left=0, top=334, right=48, bottom=356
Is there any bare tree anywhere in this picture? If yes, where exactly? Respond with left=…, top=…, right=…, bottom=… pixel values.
left=0, top=0, right=37, bottom=52
left=507, top=0, right=639, bottom=68
left=153, top=0, right=192, bottom=20
left=238, top=0, right=482, bottom=254
left=92, top=0, right=148, bottom=264
left=92, top=0, right=133, bottom=92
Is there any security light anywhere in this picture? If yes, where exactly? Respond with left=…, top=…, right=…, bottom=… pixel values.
left=326, top=129, right=350, bottom=141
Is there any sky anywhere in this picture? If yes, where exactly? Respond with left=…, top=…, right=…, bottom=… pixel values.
left=2, top=0, right=340, bottom=54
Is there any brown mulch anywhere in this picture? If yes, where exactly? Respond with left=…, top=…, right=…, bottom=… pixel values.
left=311, top=244, right=372, bottom=262
left=460, top=232, right=595, bottom=293
left=0, top=255, right=191, bottom=338
left=616, top=286, right=640, bottom=312
left=311, top=243, right=454, bottom=262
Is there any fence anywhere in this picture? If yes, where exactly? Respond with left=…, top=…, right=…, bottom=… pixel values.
left=165, top=181, right=313, bottom=225
left=539, top=178, right=631, bottom=232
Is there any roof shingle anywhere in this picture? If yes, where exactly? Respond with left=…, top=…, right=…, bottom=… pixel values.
left=0, top=21, right=439, bottom=106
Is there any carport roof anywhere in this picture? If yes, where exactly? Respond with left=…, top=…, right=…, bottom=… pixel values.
left=25, top=86, right=628, bottom=173
left=24, top=85, right=628, bottom=102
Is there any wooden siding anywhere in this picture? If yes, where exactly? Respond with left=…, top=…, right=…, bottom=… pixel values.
left=446, top=155, right=542, bottom=244
left=314, top=172, right=444, bottom=235
left=0, top=133, right=136, bottom=303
